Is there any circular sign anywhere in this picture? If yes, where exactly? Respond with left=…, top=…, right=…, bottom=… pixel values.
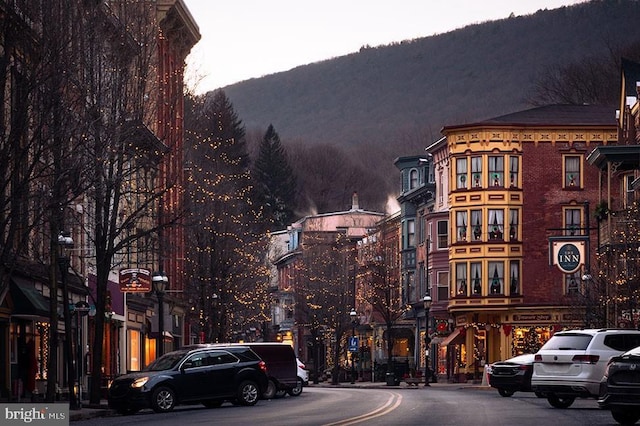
left=556, top=243, right=581, bottom=273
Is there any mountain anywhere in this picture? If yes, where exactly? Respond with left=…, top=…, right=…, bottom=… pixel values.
left=220, top=0, right=640, bottom=214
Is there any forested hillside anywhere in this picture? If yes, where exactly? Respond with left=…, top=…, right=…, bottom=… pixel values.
left=218, top=0, right=640, bottom=215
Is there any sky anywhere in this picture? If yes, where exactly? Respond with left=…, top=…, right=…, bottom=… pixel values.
left=182, top=0, right=587, bottom=94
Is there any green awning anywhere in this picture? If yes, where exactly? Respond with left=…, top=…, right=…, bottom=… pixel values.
left=10, top=277, right=49, bottom=318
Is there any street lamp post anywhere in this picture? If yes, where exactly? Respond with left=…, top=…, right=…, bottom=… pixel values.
left=152, top=272, right=168, bottom=357
left=350, top=308, right=357, bottom=384
left=423, top=294, right=432, bottom=387
left=58, top=231, right=80, bottom=409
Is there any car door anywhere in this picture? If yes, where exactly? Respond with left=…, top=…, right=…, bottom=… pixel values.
left=207, top=350, right=240, bottom=396
left=173, top=351, right=214, bottom=402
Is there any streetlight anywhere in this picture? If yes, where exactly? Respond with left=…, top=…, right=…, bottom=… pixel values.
left=423, top=294, right=432, bottom=387
left=58, top=231, right=80, bottom=409
left=152, top=271, right=168, bottom=357
left=349, top=308, right=357, bottom=384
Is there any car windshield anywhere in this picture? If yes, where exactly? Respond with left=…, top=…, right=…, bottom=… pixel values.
left=539, top=333, right=593, bottom=350
left=145, top=351, right=187, bottom=371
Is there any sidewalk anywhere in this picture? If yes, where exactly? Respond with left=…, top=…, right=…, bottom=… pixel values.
left=67, top=381, right=492, bottom=421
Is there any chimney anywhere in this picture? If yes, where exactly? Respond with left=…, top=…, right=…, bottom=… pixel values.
left=351, top=192, right=359, bottom=210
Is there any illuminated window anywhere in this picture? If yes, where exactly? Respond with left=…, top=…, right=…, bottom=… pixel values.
left=456, top=158, right=468, bottom=189
left=509, top=156, right=519, bottom=187
left=564, top=208, right=582, bottom=236
left=488, top=156, right=504, bottom=187
left=472, top=156, right=482, bottom=188
left=509, top=209, right=519, bottom=241
left=489, top=262, right=504, bottom=295
left=128, top=329, right=141, bottom=371
left=564, top=155, right=581, bottom=188
left=488, top=209, right=504, bottom=240
left=456, top=263, right=467, bottom=296
left=471, top=210, right=482, bottom=241
left=509, top=261, right=520, bottom=295
left=456, top=211, right=467, bottom=242
left=471, top=262, right=482, bottom=295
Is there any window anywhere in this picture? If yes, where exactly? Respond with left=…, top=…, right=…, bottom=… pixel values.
left=471, top=263, right=482, bottom=295
left=438, top=171, right=444, bottom=204
left=509, top=260, right=520, bottom=295
left=489, top=262, right=504, bottom=295
left=456, top=158, right=468, bottom=189
left=488, top=156, right=504, bottom=187
left=418, top=262, right=426, bottom=296
left=564, top=155, right=581, bottom=188
left=456, top=263, right=467, bottom=296
left=509, top=209, right=519, bottom=241
left=488, top=209, right=504, bottom=240
left=509, top=156, right=519, bottom=187
left=456, top=211, right=467, bottom=242
left=472, top=156, right=482, bottom=188
left=405, top=272, right=416, bottom=304
left=418, top=213, right=426, bottom=244
left=471, top=210, right=482, bottom=240
left=409, top=168, right=419, bottom=190
left=564, top=208, right=582, bottom=236
left=625, top=174, right=635, bottom=207
left=437, top=271, right=449, bottom=301
left=407, top=219, right=416, bottom=247
left=437, top=220, right=448, bottom=248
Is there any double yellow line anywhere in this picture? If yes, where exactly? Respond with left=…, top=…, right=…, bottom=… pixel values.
left=323, top=391, right=403, bottom=426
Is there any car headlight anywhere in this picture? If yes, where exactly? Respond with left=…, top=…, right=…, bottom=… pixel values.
left=131, top=377, right=149, bottom=389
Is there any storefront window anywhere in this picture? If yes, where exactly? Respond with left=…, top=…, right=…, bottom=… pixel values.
left=128, top=329, right=140, bottom=371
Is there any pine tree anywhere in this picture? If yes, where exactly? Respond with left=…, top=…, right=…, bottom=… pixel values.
left=252, top=124, right=297, bottom=230
left=184, top=90, right=269, bottom=343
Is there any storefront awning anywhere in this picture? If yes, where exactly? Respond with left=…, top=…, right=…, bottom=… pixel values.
left=10, top=277, right=49, bottom=319
left=440, top=329, right=463, bottom=346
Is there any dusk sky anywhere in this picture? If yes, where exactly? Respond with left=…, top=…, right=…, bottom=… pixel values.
left=183, top=0, right=588, bottom=94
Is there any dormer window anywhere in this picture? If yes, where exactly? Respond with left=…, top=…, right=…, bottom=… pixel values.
left=409, top=168, right=419, bottom=190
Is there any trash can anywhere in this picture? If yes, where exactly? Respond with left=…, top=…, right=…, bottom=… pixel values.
left=385, top=372, right=396, bottom=386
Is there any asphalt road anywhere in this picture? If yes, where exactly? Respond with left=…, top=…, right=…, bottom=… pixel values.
left=72, top=386, right=618, bottom=426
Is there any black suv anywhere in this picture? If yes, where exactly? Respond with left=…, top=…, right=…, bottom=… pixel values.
left=598, top=345, right=640, bottom=425
left=108, top=345, right=268, bottom=414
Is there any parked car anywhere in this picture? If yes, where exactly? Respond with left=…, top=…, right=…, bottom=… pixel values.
left=488, top=353, right=536, bottom=397
left=213, top=342, right=301, bottom=399
left=598, top=345, right=640, bottom=425
left=108, top=345, right=268, bottom=414
left=297, top=358, right=309, bottom=386
left=531, top=328, right=640, bottom=409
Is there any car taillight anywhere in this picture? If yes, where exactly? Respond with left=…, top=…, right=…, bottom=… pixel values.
left=572, top=354, right=599, bottom=364
left=534, top=354, right=542, bottom=362
left=259, top=360, right=267, bottom=373
left=519, top=365, right=531, bottom=370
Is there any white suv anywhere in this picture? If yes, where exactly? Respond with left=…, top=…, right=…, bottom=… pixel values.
left=531, top=329, right=640, bottom=408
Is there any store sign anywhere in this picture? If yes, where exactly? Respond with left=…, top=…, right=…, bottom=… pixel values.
left=549, top=238, right=586, bottom=274
left=119, top=268, right=152, bottom=293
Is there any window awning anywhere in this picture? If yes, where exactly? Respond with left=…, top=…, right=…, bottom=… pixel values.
left=440, top=328, right=464, bottom=346
left=10, top=277, right=50, bottom=319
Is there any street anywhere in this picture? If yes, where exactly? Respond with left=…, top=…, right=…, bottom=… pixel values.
left=73, top=386, right=617, bottom=426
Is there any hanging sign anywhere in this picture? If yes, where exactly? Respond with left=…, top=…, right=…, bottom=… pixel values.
left=549, top=237, right=586, bottom=274
left=119, top=268, right=152, bottom=293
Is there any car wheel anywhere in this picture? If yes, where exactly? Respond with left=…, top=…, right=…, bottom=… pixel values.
left=237, top=380, right=260, bottom=406
left=612, top=409, right=640, bottom=425
left=263, top=379, right=277, bottom=399
left=287, top=377, right=304, bottom=397
left=202, top=399, right=223, bottom=409
left=546, top=394, right=575, bottom=409
left=151, top=386, right=176, bottom=413
left=497, top=388, right=514, bottom=397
